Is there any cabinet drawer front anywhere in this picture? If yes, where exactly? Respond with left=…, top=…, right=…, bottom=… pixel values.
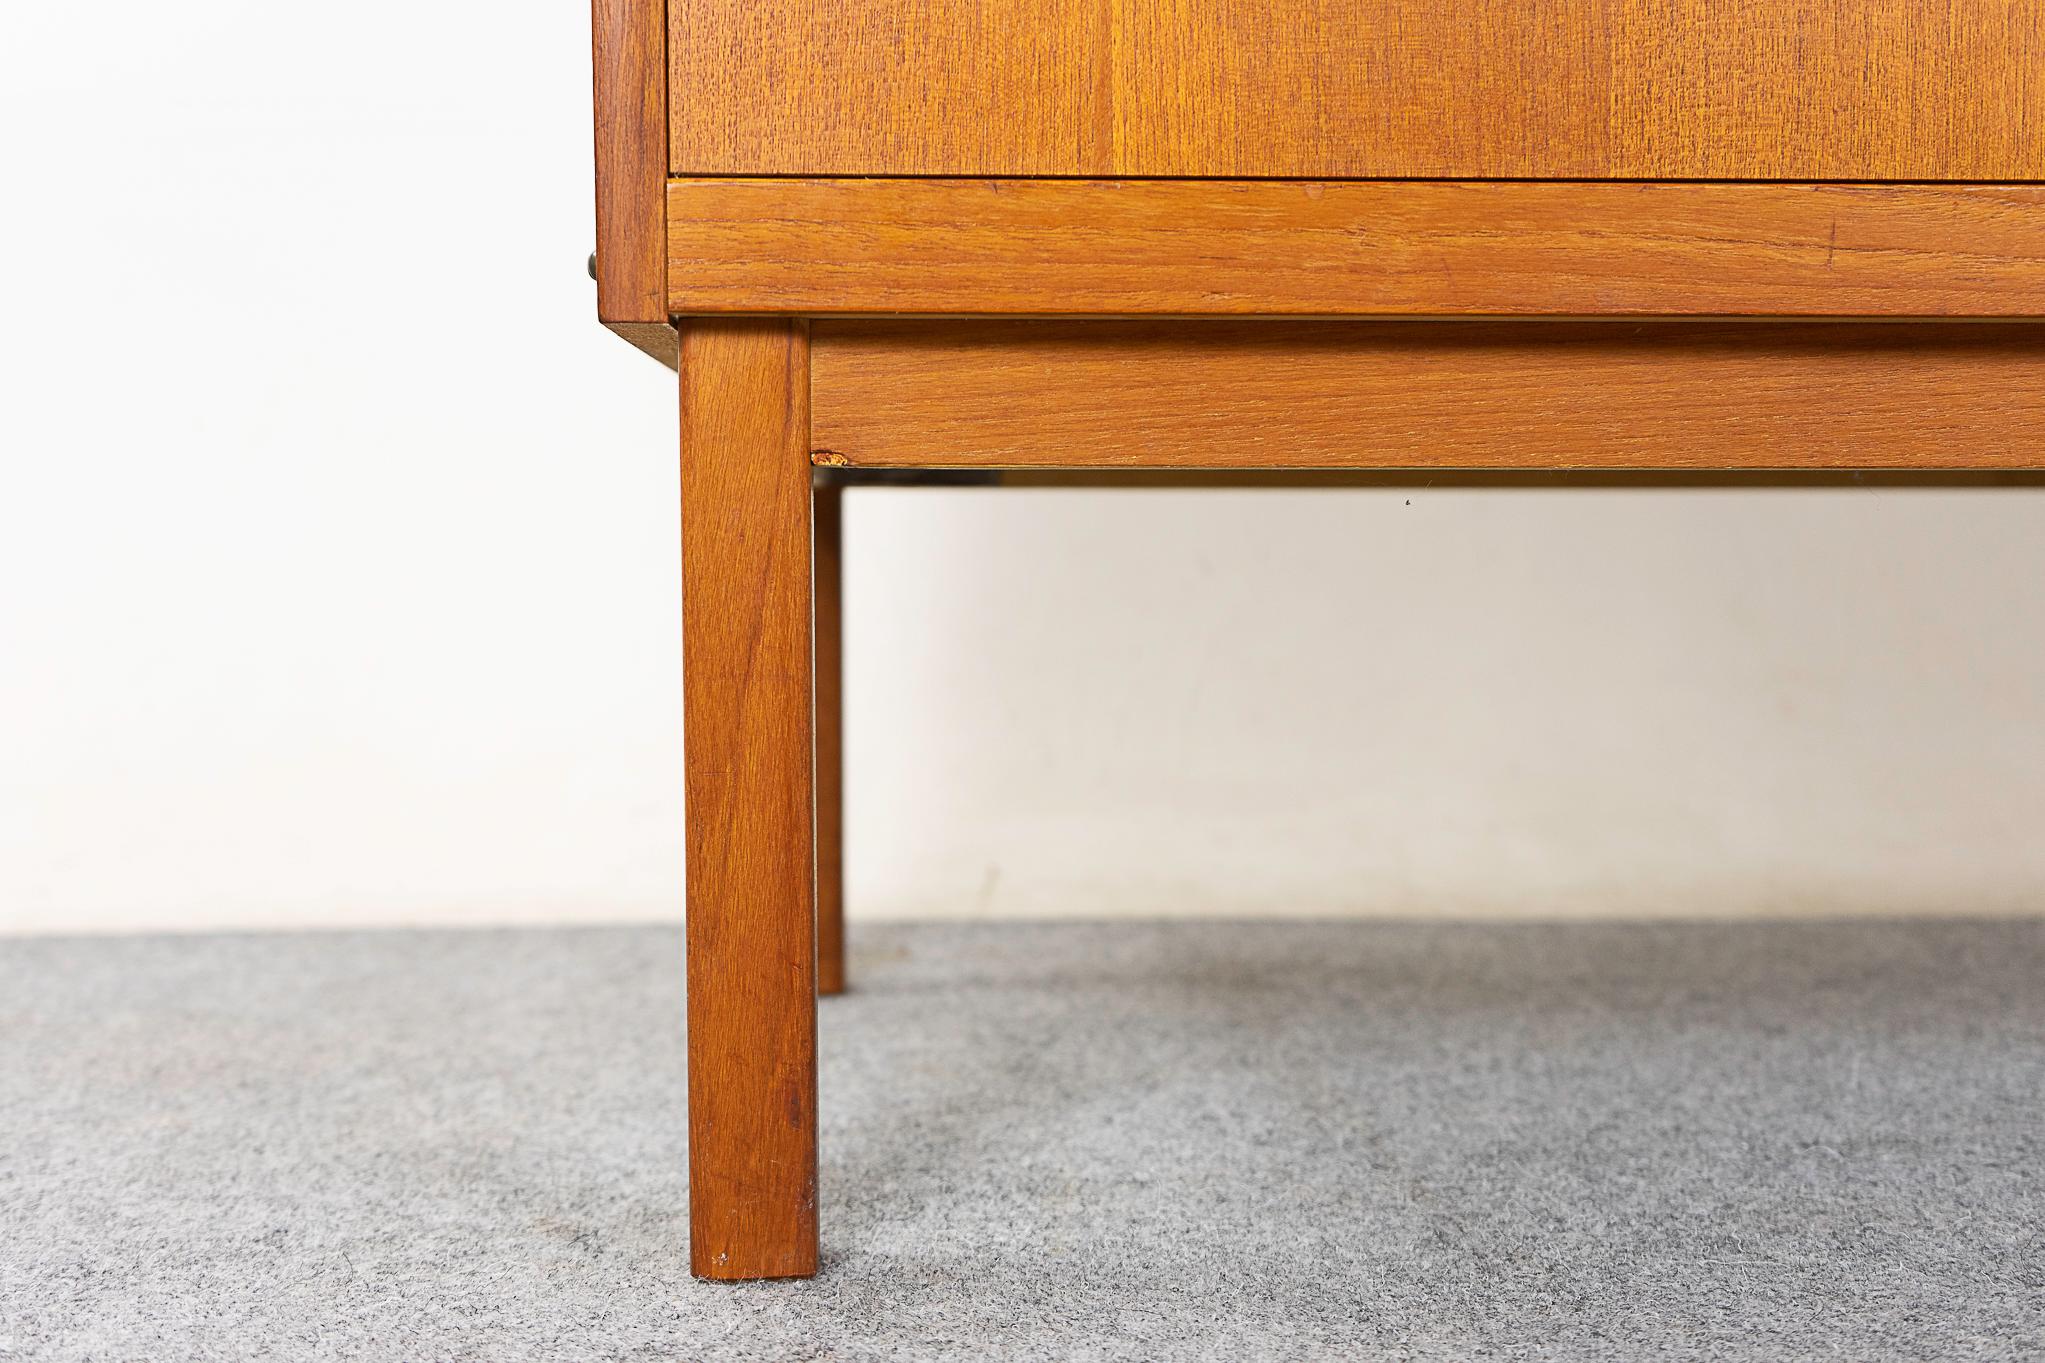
left=670, top=0, right=2044, bottom=179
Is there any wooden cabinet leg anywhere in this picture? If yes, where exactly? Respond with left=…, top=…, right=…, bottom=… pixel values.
left=681, top=319, right=819, bottom=1280
left=814, top=478, right=846, bottom=996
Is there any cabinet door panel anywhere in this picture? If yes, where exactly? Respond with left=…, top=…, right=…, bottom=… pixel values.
left=669, top=0, right=2045, bottom=179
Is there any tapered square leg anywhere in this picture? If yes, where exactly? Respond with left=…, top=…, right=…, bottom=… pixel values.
left=680, top=319, right=819, bottom=1280
left=814, top=478, right=846, bottom=997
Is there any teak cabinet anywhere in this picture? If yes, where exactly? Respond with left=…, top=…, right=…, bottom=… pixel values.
left=592, top=0, right=2045, bottom=1279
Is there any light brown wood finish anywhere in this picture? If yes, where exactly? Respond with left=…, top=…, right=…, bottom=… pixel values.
left=592, top=0, right=671, bottom=358
left=667, top=180, right=2045, bottom=318
left=605, top=320, right=680, bottom=369
left=681, top=320, right=819, bottom=1280
left=630, top=0, right=2045, bottom=1293
left=814, top=478, right=845, bottom=997
left=669, top=0, right=2045, bottom=178
left=810, top=321, right=2045, bottom=470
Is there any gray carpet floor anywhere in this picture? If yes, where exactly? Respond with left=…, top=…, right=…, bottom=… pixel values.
left=2, top=920, right=2041, bottom=1362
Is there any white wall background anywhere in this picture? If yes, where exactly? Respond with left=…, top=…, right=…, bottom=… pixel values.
left=4, top=0, right=2044, bottom=934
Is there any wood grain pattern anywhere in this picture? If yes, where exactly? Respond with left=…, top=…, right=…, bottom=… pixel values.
left=605, top=320, right=679, bottom=369
left=1607, top=0, right=2045, bottom=180
left=810, top=320, right=2045, bottom=470
left=592, top=0, right=668, bottom=334
left=813, top=478, right=845, bottom=997
left=681, top=320, right=818, bottom=1280
left=668, top=0, right=2045, bottom=178
left=666, top=180, right=2045, bottom=318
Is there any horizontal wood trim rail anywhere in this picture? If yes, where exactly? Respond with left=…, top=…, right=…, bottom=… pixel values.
left=667, top=179, right=2045, bottom=318
left=809, top=320, right=2045, bottom=470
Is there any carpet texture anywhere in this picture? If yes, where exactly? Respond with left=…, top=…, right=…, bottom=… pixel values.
left=2, top=920, right=2041, bottom=1361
